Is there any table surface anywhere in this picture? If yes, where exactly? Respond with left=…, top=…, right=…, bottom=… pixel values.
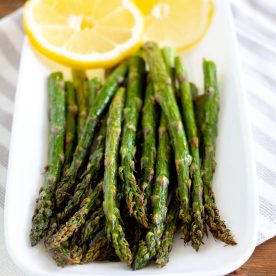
left=1, top=0, right=276, bottom=275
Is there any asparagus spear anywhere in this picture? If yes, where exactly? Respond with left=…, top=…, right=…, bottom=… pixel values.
left=52, top=240, right=71, bottom=267
left=200, top=60, right=236, bottom=245
left=161, top=47, right=177, bottom=96
left=81, top=234, right=118, bottom=263
left=72, top=70, right=88, bottom=141
left=56, top=61, right=128, bottom=206
left=119, top=55, right=148, bottom=228
left=45, top=181, right=103, bottom=249
left=59, top=120, right=106, bottom=221
left=52, top=238, right=88, bottom=266
left=81, top=235, right=108, bottom=263
left=64, top=81, right=77, bottom=168
left=79, top=207, right=105, bottom=245
left=175, top=57, right=204, bottom=250
left=133, top=115, right=171, bottom=270
left=144, top=42, right=192, bottom=238
left=30, top=72, right=66, bottom=246
left=156, top=201, right=178, bottom=267
left=69, top=243, right=88, bottom=265
left=140, top=81, right=157, bottom=211
left=88, top=76, right=102, bottom=111
left=103, top=87, right=132, bottom=264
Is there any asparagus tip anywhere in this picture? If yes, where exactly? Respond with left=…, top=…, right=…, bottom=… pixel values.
left=205, top=204, right=237, bottom=245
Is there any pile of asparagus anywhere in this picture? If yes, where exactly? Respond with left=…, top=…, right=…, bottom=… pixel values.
left=30, top=42, right=236, bottom=270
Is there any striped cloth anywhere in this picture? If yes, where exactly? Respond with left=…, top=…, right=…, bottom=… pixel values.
left=0, top=1, right=275, bottom=274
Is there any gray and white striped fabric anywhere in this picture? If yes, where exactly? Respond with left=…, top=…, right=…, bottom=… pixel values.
left=0, top=1, right=275, bottom=274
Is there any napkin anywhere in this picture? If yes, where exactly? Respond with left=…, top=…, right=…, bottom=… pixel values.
left=0, top=1, right=275, bottom=275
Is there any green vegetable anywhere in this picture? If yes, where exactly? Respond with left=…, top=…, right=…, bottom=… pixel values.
left=156, top=201, right=178, bottom=267
left=59, top=120, right=106, bottom=221
left=119, top=55, right=148, bottom=228
left=144, top=42, right=192, bottom=239
left=175, top=56, right=204, bottom=250
left=88, top=76, right=102, bottom=111
left=72, top=70, right=88, bottom=141
left=133, top=115, right=171, bottom=270
left=30, top=72, right=66, bottom=246
left=103, top=87, right=132, bottom=264
left=79, top=207, right=104, bottom=245
left=45, top=182, right=103, bottom=249
left=56, top=61, right=128, bottom=206
left=140, top=81, right=157, bottom=211
left=64, top=81, right=77, bottom=168
left=200, top=60, right=236, bottom=245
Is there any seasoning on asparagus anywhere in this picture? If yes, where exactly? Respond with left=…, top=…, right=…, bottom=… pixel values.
left=200, top=60, right=236, bottom=245
left=133, top=115, right=171, bottom=270
left=144, top=42, right=192, bottom=239
left=45, top=181, right=103, bottom=249
left=56, top=61, right=128, bottom=206
left=140, top=81, right=157, bottom=211
left=175, top=56, right=204, bottom=250
left=119, top=55, right=148, bottom=228
left=30, top=72, right=66, bottom=246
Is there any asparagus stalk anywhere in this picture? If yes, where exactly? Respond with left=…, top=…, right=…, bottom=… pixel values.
left=140, top=81, right=157, bottom=211
left=175, top=57, right=204, bottom=250
left=56, top=61, right=128, bottom=206
left=59, top=120, right=106, bottom=221
left=79, top=207, right=105, bottom=245
left=72, top=70, right=88, bottom=141
left=119, top=55, right=148, bottom=228
left=103, top=87, right=132, bottom=264
left=156, top=201, right=178, bottom=267
left=45, top=181, right=103, bottom=249
left=161, top=47, right=177, bottom=96
left=144, top=42, right=192, bottom=238
left=88, top=76, right=102, bottom=111
left=64, top=81, right=77, bottom=168
left=200, top=60, right=236, bottom=245
left=30, top=72, right=66, bottom=246
left=133, top=115, right=171, bottom=270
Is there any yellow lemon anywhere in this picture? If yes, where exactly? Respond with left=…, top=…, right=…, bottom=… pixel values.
left=133, top=0, right=214, bottom=51
left=23, top=0, right=144, bottom=68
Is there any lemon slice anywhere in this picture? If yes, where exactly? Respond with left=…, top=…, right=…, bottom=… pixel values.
left=23, top=0, right=144, bottom=68
left=133, top=0, right=214, bottom=51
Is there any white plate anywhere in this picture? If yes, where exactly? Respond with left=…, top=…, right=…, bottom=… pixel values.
left=5, top=0, right=258, bottom=275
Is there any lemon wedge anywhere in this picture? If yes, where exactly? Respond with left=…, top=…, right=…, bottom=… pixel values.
left=23, top=0, right=144, bottom=68
left=133, top=0, right=214, bottom=51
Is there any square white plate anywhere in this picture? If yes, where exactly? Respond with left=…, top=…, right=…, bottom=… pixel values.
left=5, top=0, right=258, bottom=275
